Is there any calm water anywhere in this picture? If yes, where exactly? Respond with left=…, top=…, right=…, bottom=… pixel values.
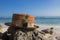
left=0, top=18, right=60, bottom=25
left=35, top=18, right=60, bottom=24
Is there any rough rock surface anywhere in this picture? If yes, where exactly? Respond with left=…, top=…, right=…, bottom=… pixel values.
left=2, top=26, right=44, bottom=40
left=2, top=26, right=60, bottom=40
left=40, top=27, right=57, bottom=40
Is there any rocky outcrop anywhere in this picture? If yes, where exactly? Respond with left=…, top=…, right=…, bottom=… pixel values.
left=2, top=26, right=44, bottom=40
left=2, top=26, right=60, bottom=40
left=40, top=27, right=58, bottom=40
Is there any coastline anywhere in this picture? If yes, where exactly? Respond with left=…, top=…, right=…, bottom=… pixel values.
left=35, top=23, right=60, bottom=30
left=0, top=23, right=60, bottom=33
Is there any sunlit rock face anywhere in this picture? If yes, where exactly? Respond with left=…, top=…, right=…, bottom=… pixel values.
left=43, top=34, right=57, bottom=40
left=40, top=27, right=58, bottom=40
left=2, top=26, right=44, bottom=40
left=56, top=36, right=60, bottom=40
left=0, top=23, right=9, bottom=33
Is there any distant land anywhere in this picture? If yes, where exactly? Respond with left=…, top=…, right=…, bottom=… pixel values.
left=35, top=16, right=60, bottom=19
left=0, top=17, right=11, bottom=19
left=0, top=16, right=60, bottom=19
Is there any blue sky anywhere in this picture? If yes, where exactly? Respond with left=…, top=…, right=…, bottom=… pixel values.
left=0, top=0, right=60, bottom=17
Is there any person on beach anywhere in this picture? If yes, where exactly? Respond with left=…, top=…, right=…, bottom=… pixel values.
left=2, top=14, right=44, bottom=40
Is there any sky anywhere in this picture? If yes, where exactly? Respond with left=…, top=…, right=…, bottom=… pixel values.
left=0, top=0, right=60, bottom=17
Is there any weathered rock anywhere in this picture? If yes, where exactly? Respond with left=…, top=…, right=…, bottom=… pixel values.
left=43, top=34, right=57, bottom=40
left=39, top=27, right=57, bottom=40
left=2, top=26, right=44, bottom=40
left=2, top=26, right=58, bottom=40
left=55, top=36, right=60, bottom=40
left=41, top=27, right=54, bottom=35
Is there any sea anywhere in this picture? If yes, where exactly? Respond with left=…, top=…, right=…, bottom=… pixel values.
left=0, top=17, right=60, bottom=25
left=0, top=17, right=60, bottom=31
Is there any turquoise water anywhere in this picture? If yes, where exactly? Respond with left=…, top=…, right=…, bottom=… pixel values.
left=0, top=18, right=60, bottom=24
left=35, top=18, right=60, bottom=24
left=0, top=18, right=12, bottom=23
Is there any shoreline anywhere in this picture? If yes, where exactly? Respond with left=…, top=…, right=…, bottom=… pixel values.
left=0, top=23, right=60, bottom=33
